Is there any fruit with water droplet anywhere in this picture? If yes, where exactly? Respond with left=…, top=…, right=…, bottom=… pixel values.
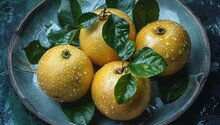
left=80, top=8, right=136, bottom=66
left=37, top=45, right=94, bottom=102
left=91, top=61, right=151, bottom=120
left=135, top=20, right=191, bottom=76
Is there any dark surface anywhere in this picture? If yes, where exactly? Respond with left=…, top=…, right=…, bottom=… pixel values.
left=0, top=0, right=220, bottom=124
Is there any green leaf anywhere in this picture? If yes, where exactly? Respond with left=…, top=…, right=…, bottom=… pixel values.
left=158, top=68, right=189, bottom=104
left=61, top=95, right=95, bottom=125
left=47, top=27, right=68, bottom=42
left=106, top=0, right=136, bottom=14
left=58, top=0, right=82, bottom=27
left=117, top=40, right=135, bottom=61
left=106, top=0, right=118, bottom=8
left=114, top=73, right=137, bottom=104
left=128, top=47, right=167, bottom=78
left=45, top=22, right=80, bottom=47
left=132, top=0, right=159, bottom=31
left=23, top=40, right=48, bottom=64
left=102, top=14, right=135, bottom=61
left=78, top=12, right=98, bottom=29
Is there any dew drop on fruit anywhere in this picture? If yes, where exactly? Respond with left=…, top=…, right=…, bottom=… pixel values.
left=77, top=72, right=82, bottom=76
left=111, top=106, right=114, bottom=109
left=172, top=37, right=177, bottom=41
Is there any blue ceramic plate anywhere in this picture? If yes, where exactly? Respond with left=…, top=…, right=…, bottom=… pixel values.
left=7, top=0, right=210, bottom=124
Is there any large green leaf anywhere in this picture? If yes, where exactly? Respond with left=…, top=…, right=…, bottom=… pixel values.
left=158, top=68, right=189, bottom=104
left=58, top=0, right=82, bottom=27
left=132, top=0, right=159, bottom=31
left=128, top=47, right=167, bottom=78
left=117, top=40, right=135, bottom=61
left=102, top=14, right=135, bottom=61
left=78, top=12, right=98, bottom=29
left=23, top=40, right=48, bottom=64
left=114, top=73, right=137, bottom=104
left=61, top=95, right=95, bottom=125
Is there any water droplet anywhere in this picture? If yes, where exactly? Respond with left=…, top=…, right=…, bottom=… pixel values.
left=172, top=37, right=177, bottom=41
left=77, top=72, right=82, bottom=76
left=111, top=106, right=114, bottom=109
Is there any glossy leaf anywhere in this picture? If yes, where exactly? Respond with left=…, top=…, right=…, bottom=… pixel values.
left=46, top=27, right=68, bottom=42
left=132, top=0, right=159, bottom=31
left=158, top=68, right=189, bottom=104
left=117, top=40, right=135, bottom=61
left=106, top=0, right=136, bottom=14
left=58, top=0, right=82, bottom=27
left=128, top=47, right=167, bottom=78
left=106, top=0, right=118, bottom=8
left=114, top=73, right=137, bottom=104
left=78, top=12, right=98, bottom=29
left=61, top=95, right=95, bottom=125
left=23, top=40, right=48, bottom=64
left=102, top=14, right=134, bottom=61
left=45, top=22, right=80, bottom=47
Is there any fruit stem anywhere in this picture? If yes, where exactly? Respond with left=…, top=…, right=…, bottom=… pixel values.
left=156, top=25, right=165, bottom=35
left=99, top=8, right=109, bottom=20
left=62, top=49, right=71, bottom=59
left=114, top=61, right=126, bottom=75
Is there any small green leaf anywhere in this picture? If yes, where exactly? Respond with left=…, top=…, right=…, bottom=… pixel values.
left=58, top=0, right=82, bottom=27
left=45, top=23, right=80, bottom=47
left=23, top=40, right=48, bottom=64
left=158, top=68, right=189, bottom=104
left=106, top=0, right=118, bottom=8
left=106, top=0, right=136, bottom=14
left=114, top=73, right=137, bottom=104
left=47, top=27, right=68, bottom=42
left=78, top=12, right=98, bottom=29
left=117, top=40, right=135, bottom=61
left=102, top=14, right=134, bottom=61
left=132, top=0, right=159, bottom=31
left=128, top=47, right=167, bottom=78
left=61, top=95, right=95, bottom=125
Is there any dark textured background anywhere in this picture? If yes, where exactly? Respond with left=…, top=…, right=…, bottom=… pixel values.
left=0, top=0, right=220, bottom=124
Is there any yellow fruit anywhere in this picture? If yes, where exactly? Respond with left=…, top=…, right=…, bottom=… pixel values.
left=80, top=8, right=136, bottom=66
left=91, top=61, right=151, bottom=120
left=136, top=20, right=191, bottom=76
left=37, top=45, right=94, bottom=102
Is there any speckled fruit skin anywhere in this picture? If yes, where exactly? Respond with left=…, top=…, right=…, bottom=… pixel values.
left=91, top=61, right=151, bottom=120
left=136, top=20, right=191, bottom=76
left=80, top=8, right=136, bottom=66
left=37, top=45, right=94, bottom=102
